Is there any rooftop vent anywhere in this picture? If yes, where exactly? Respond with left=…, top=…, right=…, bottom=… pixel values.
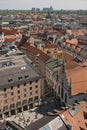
left=21, top=66, right=26, bottom=70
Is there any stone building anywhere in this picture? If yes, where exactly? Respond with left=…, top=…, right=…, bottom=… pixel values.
left=0, top=55, right=43, bottom=119
left=57, top=53, right=87, bottom=106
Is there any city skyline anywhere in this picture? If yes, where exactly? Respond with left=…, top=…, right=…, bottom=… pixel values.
left=0, top=0, right=87, bottom=10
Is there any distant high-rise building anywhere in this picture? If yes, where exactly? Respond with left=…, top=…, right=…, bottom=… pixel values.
left=43, top=6, right=53, bottom=12
left=36, top=8, right=40, bottom=12
left=31, top=8, right=36, bottom=12
left=31, top=8, right=40, bottom=13
left=50, top=6, right=53, bottom=12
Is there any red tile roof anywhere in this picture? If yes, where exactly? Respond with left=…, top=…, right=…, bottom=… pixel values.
left=46, top=29, right=58, bottom=34
left=61, top=103, right=87, bottom=130
left=64, top=52, right=78, bottom=69
left=24, top=43, right=50, bottom=62
left=67, top=67, right=87, bottom=95
left=4, top=35, right=16, bottom=42
left=66, top=39, right=78, bottom=45
left=64, top=53, right=87, bottom=95
left=2, top=28, right=18, bottom=35
left=45, top=42, right=57, bottom=48
left=66, top=29, right=87, bottom=36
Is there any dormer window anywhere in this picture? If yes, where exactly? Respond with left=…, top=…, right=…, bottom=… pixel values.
left=47, top=50, right=51, bottom=54
left=8, top=79, right=13, bottom=82
left=18, top=77, right=22, bottom=80
left=25, top=75, right=29, bottom=78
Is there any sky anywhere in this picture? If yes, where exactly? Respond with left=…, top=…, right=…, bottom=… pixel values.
left=0, top=0, right=87, bottom=10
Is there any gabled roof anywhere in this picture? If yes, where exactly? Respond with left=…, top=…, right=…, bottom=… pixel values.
left=67, top=67, right=87, bottom=95
left=25, top=43, right=50, bottom=62
left=64, top=52, right=78, bottom=69
left=64, top=52, right=87, bottom=95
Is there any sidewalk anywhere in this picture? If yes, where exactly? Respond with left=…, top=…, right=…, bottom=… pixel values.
left=4, top=110, right=43, bottom=128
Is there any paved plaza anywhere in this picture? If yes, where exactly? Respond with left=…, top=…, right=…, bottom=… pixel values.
left=0, top=97, right=61, bottom=129
left=4, top=110, right=43, bottom=128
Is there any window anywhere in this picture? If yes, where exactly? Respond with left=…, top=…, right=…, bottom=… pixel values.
left=36, top=90, right=38, bottom=94
left=18, top=96, right=20, bottom=99
left=11, top=86, right=13, bottom=90
left=11, top=92, right=14, bottom=96
left=75, top=100, right=78, bottom=103
left=22, top=100, right=27, bottom=105
left=83, top=99, right=86, bottom=101
left=30, top=87, right=32, bottom=90
left=8, top=79, right=13, bottom=82
left=4, top=100, right=7, bottom=103
left=17, top=90, right=20, bottom=94
left=30, top=92, right=32, bottom=95
left=83, top=111, right=87, bottom=119
left=24, top=83, right=26, bottom=86
left=30, top=81, right=32, bottom=84
left=18, top=77, right=22, bottom=80
left=4, top=88, right=6, bottom=92
left=65, top=93, right=67, bottom=103
left=10, top=104, right=15, bottom=109
left=35, top=85, right=38, bottom=88
left=16, top=101, right=21, bottom=107
left=24, top=94, right=26, bottom=97
left=47, top=50, right=51, bottom=54
left=58, top=86, right=60, bottom=95
left=61, top=88, right=64, bottom=99
left=36, top=80, right=38, bottom=83
left=3, top=106, right=8, bottom=111
left=62, top=80, right=64, bottom=86
left=17, top=84, right=20, bottom=88
left=34, top=96, right=38, bottom=101
left=24, top=88, right=26, bottom=92
left=25, top=75, right=29, bottom=78
left=4, top=93, right=7, bottom=98
left=11, top=98, right=14, bottom=101
left=29, top=98, right=33, bottom=102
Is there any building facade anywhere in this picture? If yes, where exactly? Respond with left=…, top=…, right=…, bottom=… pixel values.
left=0, top=32, right=4, bottom=43
left=0, top=55, right=43, bottom=119
left=57, top=61, right=87, bottom=106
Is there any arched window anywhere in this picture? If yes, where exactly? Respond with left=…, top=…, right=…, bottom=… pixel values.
left=65, top=93, right=67, bottom=103
left=58, top=86, right=60, bottom=95
left=61, top=87, right=64, bottom=99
